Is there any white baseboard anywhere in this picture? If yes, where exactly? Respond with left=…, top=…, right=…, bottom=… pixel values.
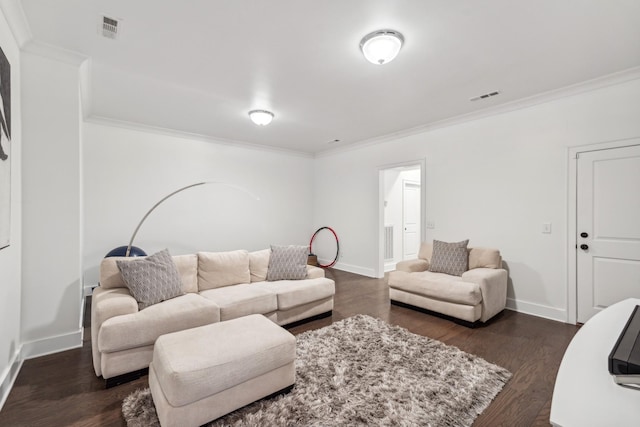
left=20, top=330, right=83, bottom=360
left=506, top=298, right=567, bottom=323
left=315, top=260, right=569, bottom=322
left=320, top=259, right=377, bottom=278
left=0, top=346, right=23, bottom=411
left=384, top=262, right=396, bottom=273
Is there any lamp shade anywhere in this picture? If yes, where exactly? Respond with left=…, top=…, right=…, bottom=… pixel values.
left=248, top=110, right=274, bottom=126
left=360, top=30, right=404, bottom=65
left=105, top=245, right=147, bottom=258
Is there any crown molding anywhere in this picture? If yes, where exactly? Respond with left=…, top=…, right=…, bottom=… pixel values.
left=0, top=0, right=33, bottom=47
left=23, top=40, right=88, bottom=66
left=316, top=66, right=640, bottom=158
left=85, top=116, right=314, bottom=159
left=1, top=0, right=87, bottom=65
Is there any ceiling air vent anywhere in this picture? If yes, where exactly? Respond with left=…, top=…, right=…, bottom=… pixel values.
left=101, top=16, right=120, bottom=40
left=470, top=90, right=500, bottom=102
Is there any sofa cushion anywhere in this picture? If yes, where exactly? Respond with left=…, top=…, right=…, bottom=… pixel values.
left=101, top=257, right=133, bottom=289
left=254, top=277, right=335, bottom=311
left=98, top=293, right=220, bottom=352
left=249, top=249, right=270, bottom=282
left=199, top=283, right=278, bottom=320
left=117, top=249, right=184, bottom=310
left=429, top=239, right=469, bottom=276
left=388, top=271, right=482, bottom=306
left=173, top=254, right=198, bottom=293
left=267, top=245, right=309, bottom=281
left=418, top=242, right=433, bottom=262
left=469, top=247, right=502, bottom=269
left=306, top=265, right=326, bottom=279
left=198, top=250, right=250, bottom=290
left=100, top=254, right=198, bottom=293
left=396, top=258, right=430, bottom=273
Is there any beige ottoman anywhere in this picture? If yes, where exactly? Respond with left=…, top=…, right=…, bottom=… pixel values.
left=149, top=314, right=296, bottom=427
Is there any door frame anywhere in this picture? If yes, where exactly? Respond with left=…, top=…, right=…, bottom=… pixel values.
left=377, top=159, right=426, bottom=278
left=567, top=137, right=640, bottom=324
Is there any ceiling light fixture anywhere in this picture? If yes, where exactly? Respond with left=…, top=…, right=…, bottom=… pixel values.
left=359, top=29, right=404, bottom=65
left=248, top=109, right=274, bottom=126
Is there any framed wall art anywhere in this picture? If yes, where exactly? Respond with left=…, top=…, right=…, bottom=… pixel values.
left=0, top=45, right=11, bottom=250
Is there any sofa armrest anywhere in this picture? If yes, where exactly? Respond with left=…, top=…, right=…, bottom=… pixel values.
left=307, top=265, right=325, bottom=279
left=91, top=286, right=138, bottom=376
left=461, top=268, right=508, bottom=322
left=395, top=259, right=429, bottom=273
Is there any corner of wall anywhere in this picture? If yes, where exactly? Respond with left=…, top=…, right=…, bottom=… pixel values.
left=20, top=40, right=84, bottom=359
left=20, top=330, right=83, bottom=361
left=0, top=345, right=22, bottom=411
left=505, top=298, right=567, bottom=323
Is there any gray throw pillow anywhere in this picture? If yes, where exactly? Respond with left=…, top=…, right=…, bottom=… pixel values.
left=429, top=239, right=469, bottom=276
left=116, top=248, right=184, bottom=309
left=266, top=245, right=309, bottom=281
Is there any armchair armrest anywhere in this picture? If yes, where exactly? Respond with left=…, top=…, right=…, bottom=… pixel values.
left=461, top=268, right=508, bottom=322
left=306, top=265, right=325, bottom=279
left=91, top=286, right=138, bottom=376
left=395, top=258, right=429, bottom=273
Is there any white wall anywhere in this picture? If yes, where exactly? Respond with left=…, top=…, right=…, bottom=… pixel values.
left=0, top=5, right=22, bottom=410
left=20, top=51, right=83, bottom=357
left=82, top=122, right=316, bottom=288
left=314, top=77, right=640, bottom=321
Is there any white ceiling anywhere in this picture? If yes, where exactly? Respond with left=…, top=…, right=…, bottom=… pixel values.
left=18, top=0, right=640, bottom=154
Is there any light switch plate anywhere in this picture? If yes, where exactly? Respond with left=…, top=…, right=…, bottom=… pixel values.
left=542, top=222, right=552, bottom=234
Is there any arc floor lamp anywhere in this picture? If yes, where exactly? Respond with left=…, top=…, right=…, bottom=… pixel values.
left=105, top=181, right=260, bottom=258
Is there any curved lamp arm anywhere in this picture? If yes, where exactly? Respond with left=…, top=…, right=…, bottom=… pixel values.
left=125, top=181, right=260, bottom=257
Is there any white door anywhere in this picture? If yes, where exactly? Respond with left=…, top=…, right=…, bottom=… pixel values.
left=576, top=145, right=640, bottom=323
left=403, top=181, right=420, bottom=260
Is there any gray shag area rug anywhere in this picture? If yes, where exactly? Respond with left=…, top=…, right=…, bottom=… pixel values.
left=122, top=315, right=511, bottom=426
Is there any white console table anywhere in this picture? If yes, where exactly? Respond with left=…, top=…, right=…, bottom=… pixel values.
left=550, top=298, right=640, bottom=426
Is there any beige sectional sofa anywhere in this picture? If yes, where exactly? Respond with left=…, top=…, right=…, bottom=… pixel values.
left=388, top=242, right=507, bottom=324
left=91, top=249, right=335, bottom=384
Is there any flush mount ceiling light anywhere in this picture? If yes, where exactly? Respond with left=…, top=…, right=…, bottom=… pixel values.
left=248, top=110, right=274, bottom=126
left=359, top=29, right=404, bottom=65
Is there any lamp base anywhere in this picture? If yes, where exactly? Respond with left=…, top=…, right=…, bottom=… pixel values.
left=104, top=246, right=147, bottom=258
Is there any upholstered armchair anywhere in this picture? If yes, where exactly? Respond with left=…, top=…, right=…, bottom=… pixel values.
left=388, top=241, right=508, bottom=324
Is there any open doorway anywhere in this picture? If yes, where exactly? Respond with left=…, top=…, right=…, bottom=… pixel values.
left=378, top=160, right=425, bottom=277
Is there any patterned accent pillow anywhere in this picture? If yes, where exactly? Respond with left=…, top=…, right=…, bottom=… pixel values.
left=428, top=239, right=469, bottom=276
left=116, top=249, right=184, bottom=310
left=266, top=245, right=309, bottom=281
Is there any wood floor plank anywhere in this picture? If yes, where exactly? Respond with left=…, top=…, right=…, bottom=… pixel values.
left=0, top=268, right=578, bottom=426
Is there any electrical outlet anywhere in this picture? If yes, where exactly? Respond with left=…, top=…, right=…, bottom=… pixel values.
left=426, top=221, right=435, bottom=229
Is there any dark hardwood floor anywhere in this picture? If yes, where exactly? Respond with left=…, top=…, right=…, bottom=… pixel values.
left=0, top=269, right=579, bottom=426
